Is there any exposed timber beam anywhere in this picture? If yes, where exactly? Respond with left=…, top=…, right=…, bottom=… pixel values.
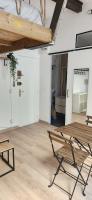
left=0, top=11, right=52, bottom=43
left=66, top=0, right=83, bottom=13
left=52, top=0, right=83, bottom=13
left=0, top=38, right=44, bottom=53
left=50, top=0, right=64, bottom=35
left=0, top=39, right=12, bottom=46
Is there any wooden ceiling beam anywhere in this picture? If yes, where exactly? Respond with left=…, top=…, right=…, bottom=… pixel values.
left=50, top=0, right=64, bottom=34
left=66, top=0, right=83, bottom=13
left=0, top=11, right=52, bottom=43
left=51, top=0, right=83, bottom=13
left=50, top=0, right=83, bottom=37
left=0, top=39, right=12, bottom=46
left=0, top=38, right=44, bottom=53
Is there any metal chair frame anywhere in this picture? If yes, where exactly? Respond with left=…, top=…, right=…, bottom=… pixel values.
left=86, top=115, right=92, bottom=126
left=0, top=145, right=15, bottom=177
left=48, top=130, right=92, bottom=200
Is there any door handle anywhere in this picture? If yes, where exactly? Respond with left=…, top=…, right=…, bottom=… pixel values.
left=66, top=89, right=69, bottom=97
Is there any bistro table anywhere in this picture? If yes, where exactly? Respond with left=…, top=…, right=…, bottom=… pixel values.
left=55, top=122, right=92, bottom=156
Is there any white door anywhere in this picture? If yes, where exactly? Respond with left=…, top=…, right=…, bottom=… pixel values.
left=0, top=61, right=11, bottom=130
left=65, top=53, right=73, bottom=125
left=0, top=50, right=40, bottom=130
left=14, top=50, right=40, bottom=127
left=65, top=49, right=92, bottom=125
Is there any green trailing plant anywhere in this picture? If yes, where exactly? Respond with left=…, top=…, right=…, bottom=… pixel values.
left=7, top=53, right=18, bottom=87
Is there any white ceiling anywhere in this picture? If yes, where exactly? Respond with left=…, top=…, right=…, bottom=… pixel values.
left=25, top=0, right=92, bottom=23
left=29, top=0, right=92, bottom=8
left=28, top=0, right=92, bottom=16
left=82, top=0, right=92, bottom=3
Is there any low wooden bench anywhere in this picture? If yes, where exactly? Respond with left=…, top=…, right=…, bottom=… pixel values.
left=0, top=142, right=15, bottom=177
left=0, top=136, right=9, bottom=143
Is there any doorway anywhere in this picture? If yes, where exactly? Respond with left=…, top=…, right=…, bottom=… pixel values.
left=72, top=68, right=89, bottom=124
left=51, top=53, right=68, bottom=127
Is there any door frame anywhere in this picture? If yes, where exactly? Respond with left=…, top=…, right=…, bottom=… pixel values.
left=71, top=68, right=89, bottom=121
left=50, top=53, right=68, bottom=125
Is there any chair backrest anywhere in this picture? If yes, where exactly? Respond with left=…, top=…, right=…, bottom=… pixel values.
left=48, top=130, right=85, bottom=166
left=47, top=130, right=74, bottom=159
left=86, top=115, right=92, bottom=125
left=48, top=130, right=70, bottom=146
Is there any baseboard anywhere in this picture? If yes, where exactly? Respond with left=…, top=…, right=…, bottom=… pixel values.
left=0, top=126, right=19, bottom=134
left=39, top=120, right=50, bottom=125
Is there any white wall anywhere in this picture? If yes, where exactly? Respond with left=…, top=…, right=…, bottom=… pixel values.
left=0, top=49, right=40, bottom=130
left=39, top=1, right=92, bottom=123
left=39, top=50, right=52, bottom=123
left=50, top=1, right=92, bottom=53
left=0, top=60, right=11, bottom=129
left=14, top=50, right=40, bottom=127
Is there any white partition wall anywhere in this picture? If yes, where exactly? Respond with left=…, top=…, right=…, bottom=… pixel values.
left=0, top=49, right=40, bottom=130
left=66, top=49, right=92, bottom=124
left=14, top=50, right=40, bottom=127
left=39, top=49, right=92, bottom=125
left=39, top=50, right=52, bottom=123
left=0, top=61, right=11, bottom=129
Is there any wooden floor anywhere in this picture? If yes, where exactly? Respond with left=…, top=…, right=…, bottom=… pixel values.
left=72, top=113, right=86, bottom=124
left=0, top=122, right=92, bottom=200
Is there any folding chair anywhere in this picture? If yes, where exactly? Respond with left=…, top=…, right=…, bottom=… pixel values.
left=86, top=115, right=92, bottom=126
left=48, top=130, right=92, bottom=200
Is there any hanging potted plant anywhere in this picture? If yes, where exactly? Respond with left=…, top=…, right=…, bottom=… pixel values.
left=7, top=53, right=18, bottom=87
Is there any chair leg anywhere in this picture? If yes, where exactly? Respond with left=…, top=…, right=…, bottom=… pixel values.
left=76, top=166, right=86, bottom=185
left=12, top=148, right=15, bottom=171
left=1, top=152, right=4, bottom=159
left=57, top=157, right=66, bottom=173
left=48, top=157, right=63, bottom=187
left=7, top=151, right=9, bottom=164
left=82, top=164, right=92, bottom=196
left=70, top=164, right=83, bottom=200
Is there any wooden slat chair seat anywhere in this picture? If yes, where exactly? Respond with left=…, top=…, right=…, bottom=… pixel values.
left=56, top=146, right=89, bottom=166
left=48, top=130, right=92, bottom=200
left=0, top=142, right=15, bottom=177
left=78, top=116, right=92, bottom=149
